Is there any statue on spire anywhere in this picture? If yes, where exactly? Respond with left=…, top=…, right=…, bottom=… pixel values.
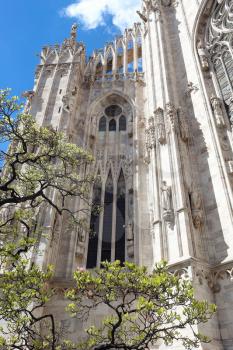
left=70, top=23, right=78, bottom=40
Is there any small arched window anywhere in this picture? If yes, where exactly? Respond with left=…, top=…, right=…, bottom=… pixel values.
left=109, top=119, right=116, bottom=132
left=99, top=116, right=106, bottom=132
left=119, top=115, right=126, bottom=131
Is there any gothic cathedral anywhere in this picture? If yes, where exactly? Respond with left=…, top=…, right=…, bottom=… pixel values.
left=26, top=0, right=233, bottom=348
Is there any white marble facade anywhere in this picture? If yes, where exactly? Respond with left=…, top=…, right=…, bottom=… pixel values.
left=26, top=0, right=233, bottom=348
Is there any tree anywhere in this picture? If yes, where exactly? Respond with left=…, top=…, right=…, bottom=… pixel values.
left=0, top=89, right=94, bottom=349
left=66, top=261, right=216, bottom=350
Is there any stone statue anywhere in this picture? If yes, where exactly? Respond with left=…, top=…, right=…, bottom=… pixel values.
left=62, top=94, right=70, bottom=112
left=177, top=107, right=189, bottom=142
left=126, top=221, right=134, bottom=241
left=190, top=191, right=202, bottom=210
left=76, top=226, right=86, bottom=257
left=197, top=40, right=209, bottom=71
left=154, top=108, right=166, bottom=145
left=166, top=102, right=178, bottom=133
left=161, top=181, right=172, bottom=212
left=71, top=23, right=78, bottom=39
left=210, top=95, right=225, bottom=128
left=78, top=226, right=86, bottom=243
left=161, top=181, right=174, bottom=223
left=190, top=190, right=203, bottom=229
left=126, top=221, right=134, bottom=258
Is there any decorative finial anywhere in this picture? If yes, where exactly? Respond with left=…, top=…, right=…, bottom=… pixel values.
left=70, top=23, right=78, bottom=40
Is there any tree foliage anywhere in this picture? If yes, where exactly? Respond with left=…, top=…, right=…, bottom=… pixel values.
left=0, top=89, right=94, bottom=349
left=66, top=261, right=216, bottom=350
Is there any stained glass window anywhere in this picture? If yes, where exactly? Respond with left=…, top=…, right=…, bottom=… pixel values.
left=99, top=116, right=106, bottom=131
left=119, top=115, right=126, bottom=131
left=109, top=119, right=116, bottom=131
left=105, top=105, right=122, bottom=117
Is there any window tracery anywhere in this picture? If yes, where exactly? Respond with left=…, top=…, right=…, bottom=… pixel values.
left=86, top=98, right=133, bottom=268
left=105, top=105, right=122, bottom=117
left=206, top=0, right=233, bottom=120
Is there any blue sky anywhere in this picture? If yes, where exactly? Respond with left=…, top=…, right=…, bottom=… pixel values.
left=0, top=0, right=140, bottom=97
left=0, top=0, right=140, bottom=157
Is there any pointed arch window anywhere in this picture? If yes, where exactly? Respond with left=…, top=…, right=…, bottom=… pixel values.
left=115, top=170, right=126, bottom=264
left=106, top=50, right=113, bottom=74
left=95, top=59, right=103, bottom=79
left=109, top=119, right=116, bottom=132
left=117, top=43, right=124, bottom=74
left=137, top=33, right=143, bottom=73
left=127, top=37, right=134, bottom=73
left=101, top=171, right=113, bottom=262
left=99, top=116, right=106, bottom=132
left=87, top=179, right=102, bottom=269
left=119, top=115, right=126, bottom=131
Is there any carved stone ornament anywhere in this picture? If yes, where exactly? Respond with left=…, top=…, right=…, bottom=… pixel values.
left=145, top=116, right=156, bottom=152
left=76, top=226, right=86, bottom=257
left=190, top=190, right=204, bottom=229
left=154, top=107, right=166, bottom=145
left=195, top=267, right=233, bottom=293
left=62, top=91, right=75, bottom=114
left=57, top=63, right=70, bottom=76
left=44, top=64, right=55, bottom=76
left=165, top=102, right=178, bottom=134
left=177, top=107, right=189, bottom=142
left=34, top=65, right=43, bottom=82
left=161, top=181, right=173, bottom=223
left=197, top=40, right=209, bottom=71
left=210, top=95, right=226, bottom=128
left=144, top=130, right=151, bottom=164
left=185, top=82, right=199, bottom=96
left=143, top=0, right=160, bottom=13
left=62, top=94, right=70, bottom=113
left=226, top=160, right=233, bottom=175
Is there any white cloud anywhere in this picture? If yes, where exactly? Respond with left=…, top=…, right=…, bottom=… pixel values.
left=62, top=0, right=141, bottom=32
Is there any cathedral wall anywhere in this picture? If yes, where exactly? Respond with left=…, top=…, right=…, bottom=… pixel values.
left=25, top=2, right=233, bottom=348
